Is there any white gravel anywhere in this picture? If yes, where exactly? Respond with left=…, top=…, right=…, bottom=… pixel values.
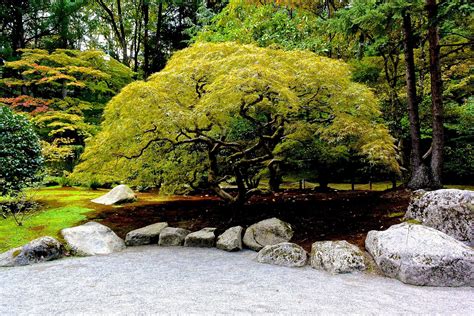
left=0, top=246, right=472, bottom=315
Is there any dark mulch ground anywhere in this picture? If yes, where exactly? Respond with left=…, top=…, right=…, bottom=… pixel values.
left=86, top=188, right=411, bottom=251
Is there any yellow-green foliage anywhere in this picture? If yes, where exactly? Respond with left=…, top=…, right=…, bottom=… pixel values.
left=73, top=43, right=399, bottom=191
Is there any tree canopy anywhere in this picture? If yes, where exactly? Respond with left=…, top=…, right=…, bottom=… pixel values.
left=0, top=49, right=134, bottom=175
left=72, top=42, right=398, bottom=203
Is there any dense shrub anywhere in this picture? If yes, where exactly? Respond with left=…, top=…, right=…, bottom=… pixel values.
left=0, top=106, right=43, bottom=196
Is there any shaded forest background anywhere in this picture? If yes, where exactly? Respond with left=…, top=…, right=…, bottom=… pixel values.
left=0, top=0, right=472, bottom=190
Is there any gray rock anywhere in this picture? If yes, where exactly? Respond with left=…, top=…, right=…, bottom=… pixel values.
left=366, top=223, right=474, bottom=287
left=257, top=242, right=307, bottom=267
left=158, top=227, right=191, bottom=246
left=125, top=222, right=168, bottom=246
left=405, top=189, right=474, bottom=245
left=0, top=237, right=64, bottom=267
left=184, top=228, right=216, bottom=248
left=61, top=222, right=126, bottom=256
left=243, top=218, right=293, bottom=251
left=217, top=226, right=243, bottom=251
left=91, top=184, right=136, bottom=205
left=310, top=240, right=366, bottom=274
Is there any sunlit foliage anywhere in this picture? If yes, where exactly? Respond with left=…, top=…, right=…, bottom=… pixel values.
left=73, top=42, right=398, bottom=203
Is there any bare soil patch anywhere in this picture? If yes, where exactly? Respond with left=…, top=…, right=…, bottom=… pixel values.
left=86, top=188, right=411, bottom=251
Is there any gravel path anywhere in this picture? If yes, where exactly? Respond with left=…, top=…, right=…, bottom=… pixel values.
left=0, top=246, right=472, bottom=315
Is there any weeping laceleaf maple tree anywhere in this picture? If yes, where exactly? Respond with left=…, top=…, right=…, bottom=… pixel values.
left=73, top=42, right=399, bottom=204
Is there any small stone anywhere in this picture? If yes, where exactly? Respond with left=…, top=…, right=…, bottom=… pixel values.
left=310, top=240, right=366, bottom=274
left=184, top=228, right=216, bottom=248
left=125, top=222, right=168, bottom=246
left=158, top=227, right=191, bottom=246
left=243, top=218, right=293, bottom=251
left=257, top=242, right=307, bottom=267
left=217, top=226, right=243, bottom=251
left=61, top=222, right=125, bottom=256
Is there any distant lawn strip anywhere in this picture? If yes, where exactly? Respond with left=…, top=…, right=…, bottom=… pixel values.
left=0, top=187, right=105, bottom=252
left=0, top=186, right=172, bottom=252
left=0, top=206, right=92, bottom=253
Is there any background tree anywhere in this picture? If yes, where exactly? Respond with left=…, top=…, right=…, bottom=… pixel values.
left=72, top=43, right=399, bottom=203
left=0, top=49, right=134, bottom=174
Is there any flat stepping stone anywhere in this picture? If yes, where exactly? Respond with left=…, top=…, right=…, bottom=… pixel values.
left=158, top=227, right=191, bottom=246
left=125, top=222, right=168, bottom=246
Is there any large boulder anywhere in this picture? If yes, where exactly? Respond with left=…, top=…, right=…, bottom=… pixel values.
left=310, top=240, right=366, bottom=274
left=257, top=242, right=307, bottom=267
left=125, top=222, right=168, bottom=246
left=243, top=218, right=293, bottom=251
left=216, top=226, right=243, bottom=251
left=158, top=227, right=191, bottom=246
left=0, top=236, right=65, bottom=267
left=91, top=184, right=136, bottom=205
left=405, top=189, right=474, bottom=245
left=61, top=222, right=126, bottom=256
left=184, top=228, right=216, bottom=248
left=366, top=223, right=474, bottom=287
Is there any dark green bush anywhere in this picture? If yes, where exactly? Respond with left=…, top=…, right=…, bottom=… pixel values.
left=0, top=106, right=43, bottom=196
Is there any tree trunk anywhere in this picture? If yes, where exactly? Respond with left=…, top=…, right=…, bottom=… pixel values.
left=11, top=5, right=25, bottom=55
left=426, top=0, right=444, bottom=188
left=152, top=1, right=165, bottom=72
left=143, top=1, right=150, bottom=77
left=403, top=10, right=435, bottom=189
left=402, top=11, right=422, bottom=172
left=268, top=161, right=281, bottom=192
left=116, top=0, right=129, bottom=65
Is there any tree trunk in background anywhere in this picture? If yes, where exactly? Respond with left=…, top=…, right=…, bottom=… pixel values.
left=426, top=0, right=444, bottom=188
left=116, top=0, right=129, bottom=65
left=268, top=161, right=281, bottom=192
left=143, top=1, right=150, bottom=78
left=11, top=5, right=25, bottom=55
left=403, top=11, right=433, bottom=189
left=152, top=1, right=165, bottom=72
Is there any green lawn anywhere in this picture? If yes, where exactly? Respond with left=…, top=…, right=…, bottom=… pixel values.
left=0, top=186, right=175, bottom=252
left=0, top=187, right=104, bottom=252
